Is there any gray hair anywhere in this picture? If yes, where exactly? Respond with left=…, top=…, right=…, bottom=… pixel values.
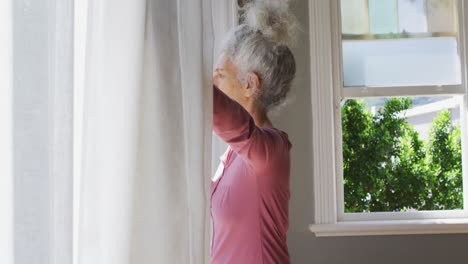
left=221, top=0, right=300, bottom=114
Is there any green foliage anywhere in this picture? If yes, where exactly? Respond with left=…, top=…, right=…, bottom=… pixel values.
left=423, top=111, right=463, bottom=210
left=342, top=98, right=463, bottom=212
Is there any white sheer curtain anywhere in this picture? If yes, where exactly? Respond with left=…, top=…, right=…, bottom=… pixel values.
left=0, top=0, right=13, bottom=263
left=1, top=0, right=74, bottom=263
left=78, top=0, right=236, bottom=263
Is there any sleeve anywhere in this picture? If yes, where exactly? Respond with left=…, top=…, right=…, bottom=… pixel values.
left=212, top=85, right=289, bottom=170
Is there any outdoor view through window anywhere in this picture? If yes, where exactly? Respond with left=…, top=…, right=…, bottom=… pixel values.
left=340, top=0, right=463, bottom=213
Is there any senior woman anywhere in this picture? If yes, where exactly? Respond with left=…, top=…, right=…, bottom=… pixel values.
left=210, top=1, right=299, bottom=263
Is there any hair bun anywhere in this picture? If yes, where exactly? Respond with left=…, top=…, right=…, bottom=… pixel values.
left=241, top=0, right=299, bottom=47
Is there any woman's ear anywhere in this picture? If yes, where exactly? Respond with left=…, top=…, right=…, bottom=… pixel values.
left=244, top=72, right=261, bottom=98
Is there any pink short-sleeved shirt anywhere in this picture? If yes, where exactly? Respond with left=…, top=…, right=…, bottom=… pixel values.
left=211, top=85, right=292, bottom=264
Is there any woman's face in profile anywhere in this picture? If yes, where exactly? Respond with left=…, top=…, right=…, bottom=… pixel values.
left=213, top=53, right=245, bottom=103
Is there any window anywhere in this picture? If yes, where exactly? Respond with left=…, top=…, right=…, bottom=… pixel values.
left=309, top=0, right=468, bottom=236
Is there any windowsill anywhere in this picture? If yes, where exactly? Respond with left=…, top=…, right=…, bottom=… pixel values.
left=309, top=218, right=468, bottom=237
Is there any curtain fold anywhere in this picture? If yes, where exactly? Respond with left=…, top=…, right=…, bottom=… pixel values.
left=78, top=0, right=146, bottom=262
left=0, top=0, right=13, bottom=263
left=78, top=0, right=236, bottom=263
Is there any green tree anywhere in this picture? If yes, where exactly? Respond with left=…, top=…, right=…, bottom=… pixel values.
left=342, top=99, right=462, bottom=212
left=342, top=99, right=373, bottom=212
left=423, top=110, right=463, bottom=210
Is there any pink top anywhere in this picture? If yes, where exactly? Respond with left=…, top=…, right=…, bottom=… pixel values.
left=211, top=85, right=292, bottom=264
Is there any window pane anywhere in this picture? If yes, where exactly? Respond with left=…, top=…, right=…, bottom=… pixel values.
left=369, top=0, right=398, bottom=34
left=340, top=0, right=461, bottom=87
left=342, top=96, right=463, bottom=212
left=341, top=0, right=369, bottom=34
left=398, top=0, right=427, bottom=33
left=342, top=37, right=461, bottom=86
left=427, top=0, right=457, bottom=33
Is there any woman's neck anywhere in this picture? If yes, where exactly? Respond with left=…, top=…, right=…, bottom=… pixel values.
left=246, top=104, right=272, bottom=128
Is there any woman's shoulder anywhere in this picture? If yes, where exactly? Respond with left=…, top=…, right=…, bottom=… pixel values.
left=260, top=126, right=292, bottom=151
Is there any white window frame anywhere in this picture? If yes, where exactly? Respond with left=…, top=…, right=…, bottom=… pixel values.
left=309, top=0, right=468, bottom=237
